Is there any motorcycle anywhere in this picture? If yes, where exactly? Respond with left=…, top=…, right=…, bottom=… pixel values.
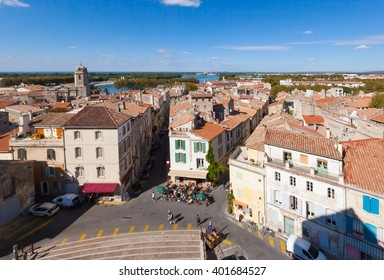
left=260, top=226, right=275, bottom=237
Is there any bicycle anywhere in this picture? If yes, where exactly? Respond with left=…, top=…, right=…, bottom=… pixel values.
left=244, top=220, right=258, bottom=232
left=260, top=226, right=275, bottom=237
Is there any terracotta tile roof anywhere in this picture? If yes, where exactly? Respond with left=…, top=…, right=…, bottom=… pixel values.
left=341, top=139, right=384, bottom=194
left=28, top=90, right=44, bottom=97
left=285, top=120, right=324, bottom=137
left=0, top=100, right=18, bottom=107
left=265, top=129, right=342, bottom=160
left=94, top=101, right=149, bottom=117
left=170, top=101, right=192, bottom=117
left=191, top=122, right=226, bottom=141
left=370, top=113, right=384, bottom=124
left=32, top=113, right=75, bottom=127
left=170, top=115, right=194, bottom=129
left=190, top=93, right=213, bottom=98
left=346, top=97, right=371, bottom=108
left=0, top=128, right=18, bottom=152
left=53, top=102, right=72, bottom=109
left=5, top=104, right=45, bottom=114
left=221, top=114, right=247, bottom=129
left=302, top=115, right=325, bottom=125
left=64, top=106, right=131, bottom=128
left=356, top=108, right=382, bottom=118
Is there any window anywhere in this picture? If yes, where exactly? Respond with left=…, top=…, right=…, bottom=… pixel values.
left=289, top=176, right=296, bottom=187
left=96, top=147, right=103, bottom=159
left=283, top=151, right=292, bottom=164
left=75, top=147, right=82, bottom=158
left=306, top=181, right=313, bottom=192
left=326, top=209, right=337, bottom=226
left=196, top=158, right=204, bottom=168
left=47, top=149, right=56, bottom=160
left=122, top=126, right=126, bottom=136
left=74, top=131, right=81, bottom=140
left=363, top=195, right=380, bottom=215
left=300, top=154, right=308, bottom=164
left=97, top=166, right=105, bottom=177
left=274, top=190, right=281, bottom=204
left=377, top=228, right=384, bottom=243
left=175, top=153, right=186, bottom=163
left=352, top=218, right=364, bottom=235
left=327, top=188, right=335, bottom=199
left=45, top=167, right=55, bottom=177
left=175, top=140, right=185, bottom=150
left=95, top=131, right=102, bottom=140
left=218, top=147, right=223, bottom=158
left=17, top=149, right=27, bottom=160
left=75, top=166, right=84, bottom=178
left=218, top=134, right=222, bottom=145
left=275, top=172, right=281, bottom=182
left=317, top=160, right=328, bottom=174
left=194, top=142, right=206, bottom=153
left=126, top=122, right=130, bottom=133
left=290, top=196, right=298, bottom=210
left=3, top=178, right=15, bottom=198
left=306, top=202, right=315, bottom=218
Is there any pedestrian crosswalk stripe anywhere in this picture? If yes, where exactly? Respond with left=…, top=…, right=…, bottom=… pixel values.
left=113, top=227, right=120, bottom=236
left=0, top=216, right=26, bottom=233
left=173, top=224, right=178, bottom=230
left=16, top=219, right=53, bottom=242
left=187, top=224, right=192, bottom=230
left=4, top=219, right=39, bottom=240
left=222, top=239, right=233, bottom=245
left=158, top=224, right=164, bottom=231
left=143, top=225, right=149, bottom=232
left=268, top=236, right=274, bottom=246
left=258, top=231, right=263, bottom=239
left=128, top=226, right=135, bottom=233
left=280, top=240, right=286, bottom=253
left=80, top=233, right=87, bottom=240
left=61, top=238, right=68, bottom=244
left=97, top=230, right=104, bottom=238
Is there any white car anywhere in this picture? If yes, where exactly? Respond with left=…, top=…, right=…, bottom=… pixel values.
left=52, top=193, right=80, bottom=208
left=286, top=234, right=327, bottom=260
left=27, top=202, right=60, bottom=217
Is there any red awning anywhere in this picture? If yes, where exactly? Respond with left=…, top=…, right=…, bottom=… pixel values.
left=82, top=183, right=118, bottom=194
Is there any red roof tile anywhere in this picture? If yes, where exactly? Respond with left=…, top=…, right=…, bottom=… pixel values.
left=191, top=122, right=226, bottom=141
left=265, top=129, right=341, bottom=160
left=371, top=113, right=384, bottom=124
left=342, top=139, right=384, bottom=194
left=302, top=115, right=325, bottom=125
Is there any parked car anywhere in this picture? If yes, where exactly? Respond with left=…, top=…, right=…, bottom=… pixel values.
left=286, top=234, right=327, bottom=260
left=27, top=202, right=60, bottom=217
left=52, top=193, right=80, bottom=208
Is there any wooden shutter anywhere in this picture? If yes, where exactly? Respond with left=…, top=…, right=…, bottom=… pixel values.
left=183, top=154, right=186, bottom=163
left=203, top=143, right=206, bottom=153
left=194, top=143, right=197, bottom=153
left=175, top=140, right=179, bottom=150
left=182, top=140, right=185, bottom=150
left=371, top=198, right=379, bottom=214
left=363, top=195, right=371, bottom=212
left=56, top=128, right=63, bottom=138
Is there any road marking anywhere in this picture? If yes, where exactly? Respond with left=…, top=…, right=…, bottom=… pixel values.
left=158, top=224, right=164, bottom=231
left=187, top=224, right=192, bottom=230
left=96, top=230, right=104, bottom=238
left=4, top=219, right=40, bottom=240
left=222, top=239, right=233, bottom=245
left=0, top=216, right=26, bottom=233
left=112, top=227, right=120, bottom=236
left=80, top=233, right=87, bottom=240
left=128, top=226, right=135, bottom=233
left=269, top=236, right=274, bottom=246
left=258, top=231, right=263, bottom=239
left=173, top=224, right=178, bottom=230
left=16, top=219, right=53, bottom=241
left=61, top=238, right=68, bottom=244
left=280, top=240, right=286, bottom=253
left=143, top=225, right=149, bottom=232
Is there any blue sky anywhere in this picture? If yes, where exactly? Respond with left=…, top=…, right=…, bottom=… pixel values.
left=1, top=0, right=384, bottom=72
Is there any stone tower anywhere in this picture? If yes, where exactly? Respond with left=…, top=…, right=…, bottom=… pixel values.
left=74, top=64, right=90, bottom=97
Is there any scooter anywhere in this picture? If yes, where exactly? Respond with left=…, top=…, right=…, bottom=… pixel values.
left=260, top=226, right=275, bottom=237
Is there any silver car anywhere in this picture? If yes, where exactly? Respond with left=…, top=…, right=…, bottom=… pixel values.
left=27, top=202, right=60, bottom=217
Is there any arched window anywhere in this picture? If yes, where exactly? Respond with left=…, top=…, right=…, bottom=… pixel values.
left=17, top=149, right=27, bottom=160
left=96, top=147, right=103, bottom=158
left=95, top=131, right=102, bottom=140
left=75, top=166, right=84, bottom=178
left=74, top=131, right=81, bottom=140
left=47, top=149, right=56, bottom=160
left=97, top=166, right=105, bottom=177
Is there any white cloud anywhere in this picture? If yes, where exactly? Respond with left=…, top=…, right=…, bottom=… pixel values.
left=0, top=0, right=29, bottom=7
left=181, top=51, right=192, bottom=55
left=218, top=45, right=289, bottom=51
left=156, top=48, right=173, bottom=58
left=355, top=45, right=370, bottom=50
left=309, top=58, right=315, bottom=61
left=160, top=0, right=201, bottom=7
left=69, top=46, right=77, bottom=49
left=335, top=35, right=384, bottom=46
left=302, top=30, right=313, bottom=35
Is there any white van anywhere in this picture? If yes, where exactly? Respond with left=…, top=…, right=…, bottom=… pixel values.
left=52, top=193, right=80, bottom=208
left=286, top=234, right=327, bottom=260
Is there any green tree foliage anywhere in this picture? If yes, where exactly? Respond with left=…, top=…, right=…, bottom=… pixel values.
left=269, top=84, right=331, bottom=100
left=226, top=190, right=235, bottom=214
left=362, top=80, right=384, bottom=93
left=369, top=93, right=384, bottom=108
left=0, top=75, right=74, bottom=86
left=205, top=144, right=227, bottom=183
left=114, top=77, right=199, bottom=90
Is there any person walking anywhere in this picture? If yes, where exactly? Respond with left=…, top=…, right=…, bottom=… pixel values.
left=151, top=192, right=155, bottom=201
left=196, top=214, right=201, bottom=227
left=167, top=210, right=175, bottom=224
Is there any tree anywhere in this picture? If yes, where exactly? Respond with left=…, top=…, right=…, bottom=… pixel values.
left=369, top=93, right=384, bottom=108
left=226, top=190, right=235, bottom=214
left=205, top=144, right=227, bottom=183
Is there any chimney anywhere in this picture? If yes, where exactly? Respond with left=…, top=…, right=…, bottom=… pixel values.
left=326, top=127, right=331, bottom=139
left=28, top=110, right=32, bottom=121
left=116, top=103, right=121, bottom=113
left=123, top=101, right=126, bottom=110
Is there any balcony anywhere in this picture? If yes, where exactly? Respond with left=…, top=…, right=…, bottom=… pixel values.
left=9, top=136, right=64, bottom=148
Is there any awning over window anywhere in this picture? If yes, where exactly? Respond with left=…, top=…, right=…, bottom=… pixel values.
left=82, top=183, right=118, bottom=194
left=233, top=199, right=248, bottom=208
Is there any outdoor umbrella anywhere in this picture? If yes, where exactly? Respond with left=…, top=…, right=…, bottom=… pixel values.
left=196, top=193, right=206, bottom=201
left=155, top=186, right=165, bottom=194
